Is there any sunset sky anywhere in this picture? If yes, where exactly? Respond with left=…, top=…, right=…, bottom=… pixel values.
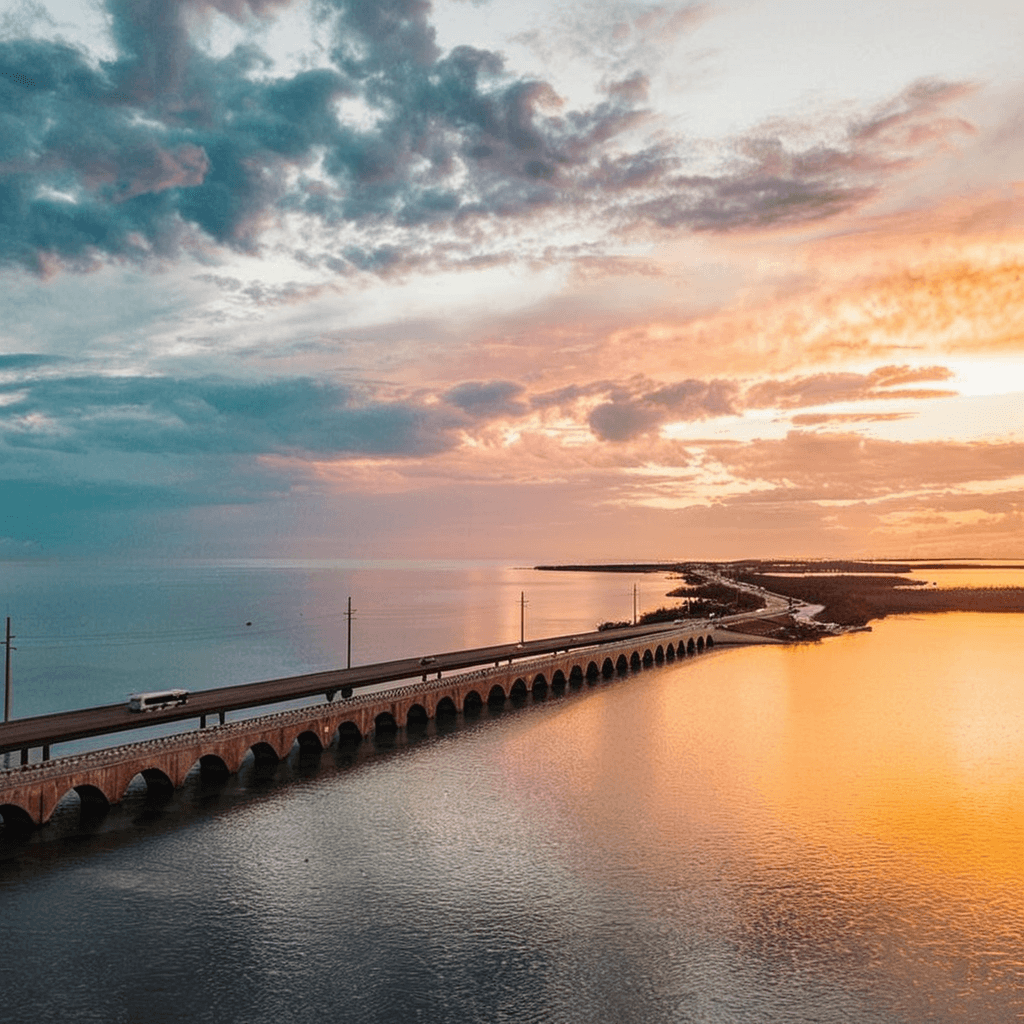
left=2, top=0, right=1024, bottom=561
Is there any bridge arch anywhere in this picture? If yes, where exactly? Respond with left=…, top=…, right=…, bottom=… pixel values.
left=569, top=665, right=584, bottom=686
left=602, top=657, right=615, bottom=678
left=406, top=703, right=428, bottom=727
left=141, top=767, right=176, bottom=803
left=249, top=741, right=282, bottom=768
left=336, top=720, right=363, bottom=745
left=551, top=670, right=567, bottom=693
left=706, top=634, right=714, bottom=648
left=616, top=654, right=629, bottom=674
left=0, top=802, right=34, bottom=833
left=696, top=636, right=705, bottom=652
left=463, top=690, right=483, bottom=714
left=510, top=678, right=528, bottom=700
left=50, top=784, right=112, bottom=828
left=295, top=729, right=324, bottom=753
left=665, top=643, right=675, bottom=661
left=487, top=684, right=506, bottom=707
left=687, top=638, right=696, bottom=655
left=75, top=783, right=111, bottom=821
left=655, top=645, right=664, bottom=664
left=642, top=649, right=654, bottom=667
left=374, top=711, right=398, bottom=735
left=531, top=673, right=548, bottom=698
left=198, top=753, right=231, bottom=783
left=435, top=696, right=457, bottom=718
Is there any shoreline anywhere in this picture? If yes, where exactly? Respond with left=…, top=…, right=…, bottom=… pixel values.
left=536, top=560, right=1024, bottom=629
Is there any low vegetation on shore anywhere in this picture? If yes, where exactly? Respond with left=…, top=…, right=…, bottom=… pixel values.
left=597, top=581, right=765, bottom=630
left=541, top=560, right=1024, bottom=630
left=736, top=571, right=1024, bottom=627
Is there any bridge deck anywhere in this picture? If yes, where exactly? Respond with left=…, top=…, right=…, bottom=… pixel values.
left=0, top=623, right=781, bottom=826
left=0, top=618, right=742, bottom=756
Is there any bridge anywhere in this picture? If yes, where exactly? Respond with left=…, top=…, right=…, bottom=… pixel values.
left=0, top=620, right=772, bottom=832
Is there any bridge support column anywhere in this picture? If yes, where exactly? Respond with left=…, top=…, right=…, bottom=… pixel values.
left=42, top=744, right=50, bottom=761
left=200, top=714, right=207, bottom=729
left=20, top=748, right=28, bottom=765
left=219, top=711, right=225, bottom=725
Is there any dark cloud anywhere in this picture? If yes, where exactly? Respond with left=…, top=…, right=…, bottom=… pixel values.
left=0, top=0, right=657, bottom=273
left=0, top=1, right=973, bottom=275
left=531, top=382, right=606, bottom=409
left=0, top=353, right=62, bottom=371
left=0, top=372, right=460, bottom=458
left=587, top=377, right=741, bottom=441
left=604, top=72, right=649, bottom=104
left=444, top=380, right=527, bottom=418
left=588, top=400, right=664, bottom=442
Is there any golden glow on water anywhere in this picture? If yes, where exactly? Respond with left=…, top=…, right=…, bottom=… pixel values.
left=903, top=567, right=1024, bottom=589
left=753, top=617, right=1024, bottom=884
left=498, top=615, right=1024, bottom=1019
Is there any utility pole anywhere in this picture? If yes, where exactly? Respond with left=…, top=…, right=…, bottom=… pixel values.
left=345, top=596, right=354, bottom=669
left=3, top=616, right=14, bottom=723
left=520, top=591, right=526, bottom=644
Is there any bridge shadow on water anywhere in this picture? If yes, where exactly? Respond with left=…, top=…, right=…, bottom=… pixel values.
left=0, top=664, right=652, bottom=869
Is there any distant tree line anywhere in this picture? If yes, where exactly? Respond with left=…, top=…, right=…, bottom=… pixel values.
left=736, top=573, right=1024, bottom=626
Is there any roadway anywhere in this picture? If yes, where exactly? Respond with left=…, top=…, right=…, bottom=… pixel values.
left=0, top=617, right=721, bottom=756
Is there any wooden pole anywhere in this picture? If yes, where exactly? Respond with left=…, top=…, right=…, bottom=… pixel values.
left=4, top=616, right=13, bottom=723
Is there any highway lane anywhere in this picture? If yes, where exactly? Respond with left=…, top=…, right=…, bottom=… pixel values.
left=0, top=617, right=719, bottom=756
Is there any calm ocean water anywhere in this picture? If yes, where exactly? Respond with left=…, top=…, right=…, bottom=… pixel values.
left=1, top=561, right=1023, bottom=1023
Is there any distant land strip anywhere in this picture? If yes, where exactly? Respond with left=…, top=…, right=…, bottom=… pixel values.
left=537, top=560, right=1024, bottom=574
left=736, top=574, right=1024, bottom=627
left=537, top=560, right=1024, bottom=628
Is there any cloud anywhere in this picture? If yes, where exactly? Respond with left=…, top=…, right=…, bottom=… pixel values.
left=709, top=432, right=1024, bottom=502
left=0, top=353, right=62, bottom=372
left=633, top=80, right=978, bottom=233
left=0, top=0, right=661, bottom=274
left=745, top=365, right=956, bottom=409
left=553, top=363, right=955, bottom=444
left=789, top=412, right=912, bottom=427
left=0, top=1, right=981, bottom=277
left=443, top=379, right=527, bottom=418
left=587, top=377, right=740, bottom=440
left=0, top=371, right=463, bottom=459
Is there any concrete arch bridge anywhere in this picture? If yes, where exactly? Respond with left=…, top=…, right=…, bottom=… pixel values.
left=0, top=624, right=757, bottom=831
